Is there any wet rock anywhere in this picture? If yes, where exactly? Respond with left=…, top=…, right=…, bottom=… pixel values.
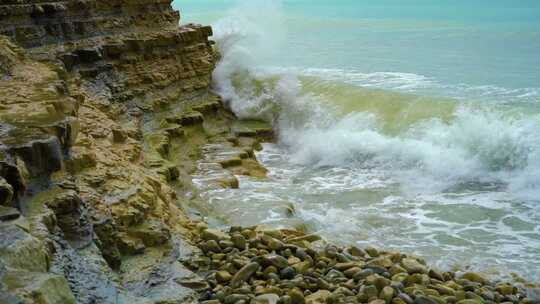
left=289, top=289, right=306, bottom=304
left=224, top=293, right=251, bottom=304
left=264, top=254, right=289, bottom=269
left=401, top=258, right=428, bottom=274
left=231, top=262, right=260, bottom=288
left=429, top=269, right=445, bottom=281
left=0, top=224, right=50, bottom=272
left=216, top=270, right=232, bottom=283
left=460, top=272, right=487, bottom=285
left=398, top=293, right=414, bottom=304
left=0, top=205, right=19, bottom=221
left=381, top=286, right=395, bottom=303
left=255, top=293, right=280, bottom=304
left=456, top=300, right=483, bottom=304
left=202, top=229, right=231, bottom=242
left=365, top=246, right=380, bottom=258
left=189, top=227, right=530, bottom=304
left=305, top=290, right=331, bottom=304
left=280, top=266, right=297, bottom=279
left=414, top=295, right=439, bottom=304
left=2, top=270, right=76, bottom=304
left=292, top=261, right=311, bottom=274
left=130, top=220, right=171, bottom=247
left=231, top=233, right=247, bottom=250
left=361, top=285, right=379, bottom=300
left=495, top=283, right=515, bottom=296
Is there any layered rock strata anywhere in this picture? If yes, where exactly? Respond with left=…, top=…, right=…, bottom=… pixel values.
left=0, top=1, right=268, bottom=303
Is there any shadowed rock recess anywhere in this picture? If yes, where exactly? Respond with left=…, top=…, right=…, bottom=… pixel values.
left=0, top=0, right=269, bottom=303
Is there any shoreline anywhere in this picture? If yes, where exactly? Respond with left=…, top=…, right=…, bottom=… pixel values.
left=183, top=223, right=539, bottom=304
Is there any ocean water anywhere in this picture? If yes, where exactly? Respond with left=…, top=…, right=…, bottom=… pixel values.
left=173, top=0, right=540, bottom=281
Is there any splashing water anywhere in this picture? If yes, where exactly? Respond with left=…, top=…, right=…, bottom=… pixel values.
left=177, top=0, right=540, bottom=282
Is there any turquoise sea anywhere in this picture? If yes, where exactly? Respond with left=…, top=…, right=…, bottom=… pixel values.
left=173, top=0, right=540, bottom=281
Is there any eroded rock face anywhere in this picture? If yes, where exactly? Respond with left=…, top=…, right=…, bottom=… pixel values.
left=0, top=1, right=221, bottom=303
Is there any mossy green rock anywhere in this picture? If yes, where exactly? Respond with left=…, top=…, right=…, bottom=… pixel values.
left=2, top=270, right=76, bottom=304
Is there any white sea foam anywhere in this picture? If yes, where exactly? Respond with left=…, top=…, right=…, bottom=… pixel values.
left=201, top=0, right=540, bottom=282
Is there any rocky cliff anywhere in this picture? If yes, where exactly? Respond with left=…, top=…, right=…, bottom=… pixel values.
left=0, top=1, right=268, bottom=303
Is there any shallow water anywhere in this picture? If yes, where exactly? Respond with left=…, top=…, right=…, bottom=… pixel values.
left=174, top=0, right=540, bottom=281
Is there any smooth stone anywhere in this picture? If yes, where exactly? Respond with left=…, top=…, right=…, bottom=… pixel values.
left=231, top=262, right=260, bottom=288
left=398, top=293, right=414, bottom=304
left=305, top=290, right=331, bottom=304
left=280, top=267, right=297, bottom=279
left=219, top=240, right=234, bottom=248
left=216, top=271, right=232, bottom=283
left=495, top=284, right=515, bottom=296
left=361, top=285, right=379, bottom=299
left=365, top=246, right=380, bottom=257
left=347, top=246, right=366, bottom=257
left=224, top=294, right=250, bottom=304
left=288, top=256, right=301, bottom=265
left=292, top=261, right=311, bottom=274
left=456, top=300, right=482, bottom=304
left=263, top=236, right=284, bottom=251
left=429, top=270, right=445, bottom=281
left=231, top=233, right=247, bottom=250
left=369, top=257, right=394, bottom=268
left=370, top=300, right=387, bottom=304
left=255, top=294, right=280, bottom=304
left=401, top=258, right=428, bottom=274
left=355, top=269, right=375, bottom=281
left=289, top=289, right=306, bottom=304
left=205, top=240, right=221, bottom=253
left=344, top=267, right=363, bottom=278
left=334, top=262, right=357, bottom=271
left=264, top=254, right=289, bottom=269
left=414, top=295, right=438, bottom=304
left=391, top=265, right=408, bottom=276
left=381, top=286, right=395, bottom=303
left=326, top=269, right=345, bottom=280
left=202, top=229, right=230, bottom=242
left=460, top=273, right=487, bottom=285
left=366, top=274, right=391, bottom=290
left=287, top=234, right=322, bottom=243
left=324, top=246, right=338, bottom=258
